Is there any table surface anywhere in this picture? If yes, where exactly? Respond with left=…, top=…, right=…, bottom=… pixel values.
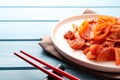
left=0, top=0, right=120, bottom=80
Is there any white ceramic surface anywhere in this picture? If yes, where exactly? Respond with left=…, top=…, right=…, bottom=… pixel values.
left=51, top=14, right=120, bottom=72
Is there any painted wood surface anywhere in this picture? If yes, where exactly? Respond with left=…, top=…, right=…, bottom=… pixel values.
left=0, top=0, right=119, bottom=80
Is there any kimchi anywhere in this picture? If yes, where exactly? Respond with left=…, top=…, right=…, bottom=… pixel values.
left=64, top=15, right=120, bottom=65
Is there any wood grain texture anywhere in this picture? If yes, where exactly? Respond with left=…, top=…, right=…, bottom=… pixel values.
left=0, top=1, right=119, bottom=80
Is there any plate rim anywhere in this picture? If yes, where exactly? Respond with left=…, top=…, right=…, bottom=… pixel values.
left=51, top=14, right=120, bottom=72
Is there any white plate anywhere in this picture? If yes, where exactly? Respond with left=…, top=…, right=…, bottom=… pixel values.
left=51, top=14, right=120, bottom=72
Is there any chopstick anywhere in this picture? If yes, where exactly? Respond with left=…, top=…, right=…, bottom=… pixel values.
left=14, top=50, right=80, bottom=80
left=14, top=51, right=63, bottom=80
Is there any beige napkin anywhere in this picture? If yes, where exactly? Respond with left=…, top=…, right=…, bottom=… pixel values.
left=39, top=9, right=120, bottom=80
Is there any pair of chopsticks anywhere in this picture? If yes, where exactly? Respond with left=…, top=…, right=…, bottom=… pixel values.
left=14, top=50, right=80, bottom=80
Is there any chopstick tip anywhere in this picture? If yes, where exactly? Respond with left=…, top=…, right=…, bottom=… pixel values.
left=14, top=52, right=17, bottom=55
left=20, top=50, right=22, bottom=52
left=20, top=50, right=24, bottom=53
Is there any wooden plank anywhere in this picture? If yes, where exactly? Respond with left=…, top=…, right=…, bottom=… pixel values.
left=0, top=69, right=100, bottom=80
left=0, top=8, right=88, bottom=20
left=0, top=70, right=47, bottom=80
left=0, top=0, right=119, bottom=6
left=0, top=41, right=68, bottom=67
left=0, top=8, right=119, bottom=20
left=0, top=41, right=41, bottom=67
left=0, top=22, right=55, bottom=39
left=0, top=41, right=40, bottom=55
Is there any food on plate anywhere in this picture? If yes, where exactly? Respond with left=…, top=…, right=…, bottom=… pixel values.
left=64, top=15, right=120, bottom=65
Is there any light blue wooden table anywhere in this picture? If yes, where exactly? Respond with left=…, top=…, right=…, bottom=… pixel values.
left=0, top=0, right=120, bottom=80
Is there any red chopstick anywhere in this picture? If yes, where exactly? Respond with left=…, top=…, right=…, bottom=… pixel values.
left=14, top=50, right=80, bottom=80
left=14, top=52, right=63, bottom=80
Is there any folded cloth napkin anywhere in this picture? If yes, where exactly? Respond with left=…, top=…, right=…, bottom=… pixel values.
left=39, top=9, right=120, bottom=80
